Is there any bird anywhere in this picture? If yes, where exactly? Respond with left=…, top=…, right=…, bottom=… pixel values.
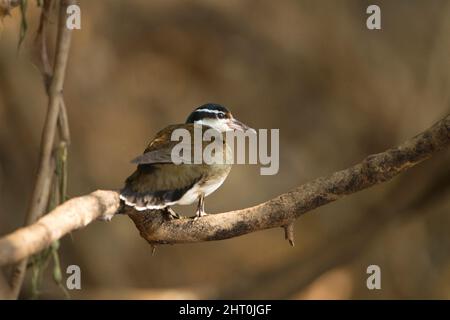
left=119, top=103, right=253, bottom=219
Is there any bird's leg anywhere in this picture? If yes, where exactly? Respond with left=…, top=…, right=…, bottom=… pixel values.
left=166, top=207, right=180, bottom=219
left=194, top=194, right=207, bottom=219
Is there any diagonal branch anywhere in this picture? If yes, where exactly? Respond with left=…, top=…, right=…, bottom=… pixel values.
left=217, top=162, right=450, bottom=299
left=0, top=114, right=448, bottom=267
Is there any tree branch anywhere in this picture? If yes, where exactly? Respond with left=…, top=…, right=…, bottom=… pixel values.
left=7, top=0, right=75, bottom=299
left=0, top=114, right=448, bottom=267
left=35, top=0, right=71, bottom=145
left=0, top=191, right=119, bottom=267
left=217, top=160, right=450, bottom=299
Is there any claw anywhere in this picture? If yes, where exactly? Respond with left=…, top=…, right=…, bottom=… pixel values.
left=166, top=207, right=181, bottom=219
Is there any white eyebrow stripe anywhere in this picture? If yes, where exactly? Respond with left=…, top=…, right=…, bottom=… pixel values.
left=195, top=109, right=225, bottom=115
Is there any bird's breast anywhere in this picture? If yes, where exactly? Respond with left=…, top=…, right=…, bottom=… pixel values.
left=177, top=167, right=230, bottom=205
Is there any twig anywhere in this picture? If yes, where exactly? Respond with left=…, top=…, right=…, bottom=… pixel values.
left=7, top=0, right=75, bottom=299
left=36, top=0, right=71, bottom=145
left=32, top=0, right=70, bottom=300
left=0, top=114, right=448, bottom=267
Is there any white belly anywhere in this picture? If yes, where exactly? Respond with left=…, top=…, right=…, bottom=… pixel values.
left=177, top=176, right=227, bottom=205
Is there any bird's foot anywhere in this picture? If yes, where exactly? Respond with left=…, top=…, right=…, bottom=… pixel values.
left=166, top=207, right=181, bottom=220
left=193, top=211, right=208, bottom=220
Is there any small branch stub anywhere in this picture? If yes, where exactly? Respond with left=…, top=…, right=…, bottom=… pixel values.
left=283, top=223, right=295, bottom=247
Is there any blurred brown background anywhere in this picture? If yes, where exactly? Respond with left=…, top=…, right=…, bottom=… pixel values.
left=1, top=0, right=450, bottom=299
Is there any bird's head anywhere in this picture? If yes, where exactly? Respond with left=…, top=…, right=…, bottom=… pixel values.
left=186, top=103, right=254, bottom=133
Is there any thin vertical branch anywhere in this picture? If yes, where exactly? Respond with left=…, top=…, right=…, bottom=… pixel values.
left=35, top=0, right=70, bottom=299
left=7, top=0, right=75, bottom=299
left=36, top=0, right=71, bottom=145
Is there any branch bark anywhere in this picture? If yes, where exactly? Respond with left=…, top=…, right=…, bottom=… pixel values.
left=0, top=191, right=119, bottom=267
left=0, top=114, right=448, bottom=267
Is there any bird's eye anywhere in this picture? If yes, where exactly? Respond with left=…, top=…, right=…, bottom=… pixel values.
left=218, top=113, right=225, bottom=119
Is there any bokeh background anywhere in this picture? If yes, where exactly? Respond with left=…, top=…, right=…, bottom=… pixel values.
left=1, top=0, right=450, bottom=299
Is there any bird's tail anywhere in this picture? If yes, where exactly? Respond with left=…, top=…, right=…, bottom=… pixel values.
left=119, top=186, right=169, bottom=211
